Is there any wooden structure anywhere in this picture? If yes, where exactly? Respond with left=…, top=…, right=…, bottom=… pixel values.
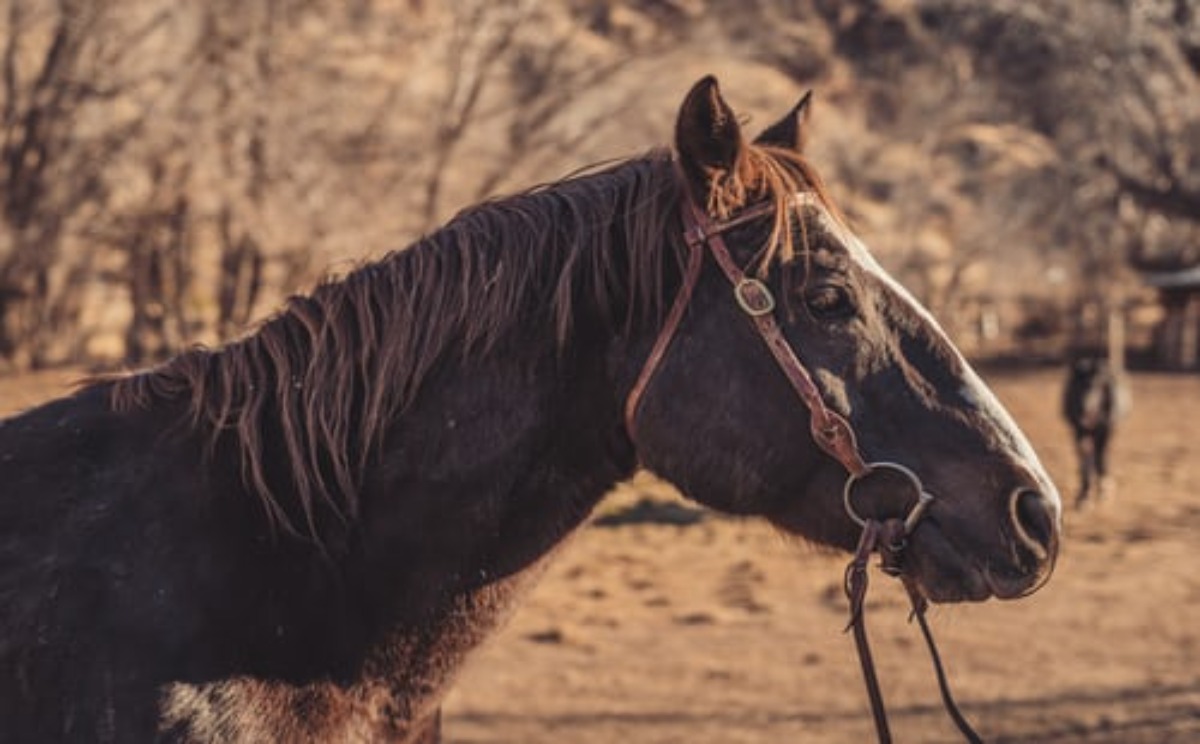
left=1141, top=264, right=1200, bottom=370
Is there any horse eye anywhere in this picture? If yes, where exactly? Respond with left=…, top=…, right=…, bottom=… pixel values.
left=803, top=284, right=854, bottom=319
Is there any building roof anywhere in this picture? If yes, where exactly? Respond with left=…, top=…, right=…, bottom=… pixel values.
left=1141, top=264, right=1200, bottom=289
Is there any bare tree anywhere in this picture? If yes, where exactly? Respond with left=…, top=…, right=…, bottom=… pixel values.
left=402, top=0, right=653, bottom=232
left=0, top=0, right=166, bottom=368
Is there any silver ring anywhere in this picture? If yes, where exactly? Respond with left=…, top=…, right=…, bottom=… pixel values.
left=843, top=461, right=935, bottom=534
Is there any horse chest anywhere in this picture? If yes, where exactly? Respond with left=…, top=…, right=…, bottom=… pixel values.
left=158, top=570, right=535, bottom=743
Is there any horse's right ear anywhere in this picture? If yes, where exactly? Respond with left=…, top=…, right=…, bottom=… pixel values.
left=753, top=90, right=812, bottom=152
left=675, top=76, right=745, bottom=202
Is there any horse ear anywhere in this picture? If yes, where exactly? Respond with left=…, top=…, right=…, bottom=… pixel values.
left=753, top=90, right=813, bottom=152
left=674, top=75, right=745, bottom=200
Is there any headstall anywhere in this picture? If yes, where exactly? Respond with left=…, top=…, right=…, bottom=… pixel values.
left=624, top=170, right=984, bottom=744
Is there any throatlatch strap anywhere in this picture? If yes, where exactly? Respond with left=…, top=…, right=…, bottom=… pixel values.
left=623, top=239, right=705, bottom=443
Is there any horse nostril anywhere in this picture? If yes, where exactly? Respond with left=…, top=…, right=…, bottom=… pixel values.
left=1010, top=488, right=1058, bottom=562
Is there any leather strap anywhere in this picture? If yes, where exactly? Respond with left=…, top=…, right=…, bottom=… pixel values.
left=624, top=178, right=982, bottom=744
left=844, top=520, right=894, bottom=742
left=905, top=580, right=985, bottom=743
left=624, top=193, right=869, bottom=482
left=623, top=238, right=704, bottom=444
left=682, top=196, right=870, bottom=477
left=846, top=518, right=984, bottom=744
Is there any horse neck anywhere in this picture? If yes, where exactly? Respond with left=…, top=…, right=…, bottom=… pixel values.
left=340, top=202, right=660, bottom=706
left=96, top=160, right=673, bottom=718
left=349, top=177, right=677, bottom=611
left=111, top=154, right=680, bottom=567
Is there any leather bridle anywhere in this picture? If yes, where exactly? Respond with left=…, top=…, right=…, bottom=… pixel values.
left=624, top=176, right=984, bottom=744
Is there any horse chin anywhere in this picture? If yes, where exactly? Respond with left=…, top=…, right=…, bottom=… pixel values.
left=905, top=550, right=992, bottom=604
left=903, top=523, right=1048, bottom=604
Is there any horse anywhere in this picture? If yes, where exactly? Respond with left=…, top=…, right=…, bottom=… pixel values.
left=1062, top=354, right=1129, bottom=508
left=0, top=76, right=1061, bottom=743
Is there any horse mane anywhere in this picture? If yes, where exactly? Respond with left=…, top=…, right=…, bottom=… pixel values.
left=106, top=142, right=834, bottom=541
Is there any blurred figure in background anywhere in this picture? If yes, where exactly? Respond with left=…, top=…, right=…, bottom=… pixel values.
left=1062, top=354, right=1131, bottom=509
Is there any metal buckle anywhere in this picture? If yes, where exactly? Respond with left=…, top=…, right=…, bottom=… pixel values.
left=843, top=461, right=935, bottom=535
left=734, top=278, right=775, bottom=316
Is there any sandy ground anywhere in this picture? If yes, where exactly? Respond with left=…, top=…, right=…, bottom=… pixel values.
left=3, top=368, right=1198, bottom=742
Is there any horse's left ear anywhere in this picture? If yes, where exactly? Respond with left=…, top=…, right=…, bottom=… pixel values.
left=675, top=75, right=745, bottom=200
left=753, top=90, right=813, bottom=152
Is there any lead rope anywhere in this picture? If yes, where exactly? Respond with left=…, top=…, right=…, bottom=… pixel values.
left=844, top=517, right=985, bottom=744
left=904, top=582, right=984, bottom=744
left=844, top=520, right=894, bottom=742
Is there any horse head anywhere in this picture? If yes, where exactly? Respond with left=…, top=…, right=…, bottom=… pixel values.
left=628, top=76, right=1060, bottom=604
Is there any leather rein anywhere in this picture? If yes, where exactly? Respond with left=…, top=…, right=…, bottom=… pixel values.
left=624, top=184, right=984, bottom=744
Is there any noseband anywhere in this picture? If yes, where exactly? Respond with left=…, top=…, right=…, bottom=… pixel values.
left=624, top=180, right=983, bottom=744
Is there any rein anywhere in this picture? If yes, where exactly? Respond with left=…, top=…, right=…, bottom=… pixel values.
left=625, top=182, right=984, bottom=743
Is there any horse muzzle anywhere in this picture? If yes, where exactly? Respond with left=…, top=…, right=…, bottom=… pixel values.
left=904, top=487, right=1059, bottom=603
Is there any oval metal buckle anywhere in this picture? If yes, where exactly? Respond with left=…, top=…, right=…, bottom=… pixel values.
left=843, top=461, right=935, bottom=535
left=734, top=278, right=775, bottom=316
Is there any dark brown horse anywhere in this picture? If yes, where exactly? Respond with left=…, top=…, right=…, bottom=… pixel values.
left=0, top=77, right=1060, bottom=743
left=1062, top=353, right=1129, bottom=508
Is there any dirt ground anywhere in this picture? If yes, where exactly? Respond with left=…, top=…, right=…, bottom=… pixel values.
left=3, top=367, right=1198, bottom=743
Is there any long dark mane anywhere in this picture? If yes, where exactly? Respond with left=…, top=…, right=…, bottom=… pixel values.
left=107, top=144, right=830, bottom=540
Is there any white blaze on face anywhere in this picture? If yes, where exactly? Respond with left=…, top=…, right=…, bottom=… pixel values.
left=797, top=195, right=1063, bottom=519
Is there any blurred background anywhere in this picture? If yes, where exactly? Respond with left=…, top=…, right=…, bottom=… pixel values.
left=3, top=1, right=1200, bottom=742
left=1, top=0, right=1198, bottom=371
